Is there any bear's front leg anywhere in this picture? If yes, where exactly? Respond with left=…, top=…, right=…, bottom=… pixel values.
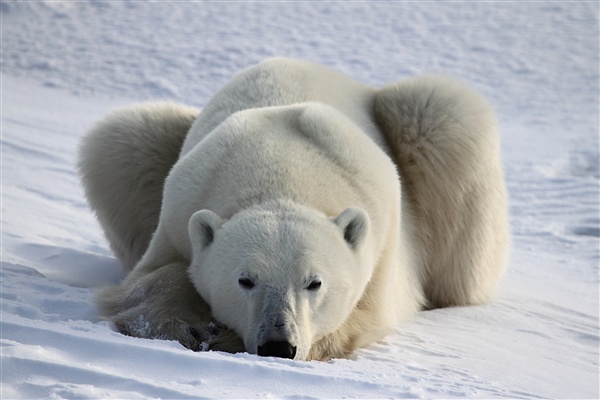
left=96, top=262, right=245, bottom=353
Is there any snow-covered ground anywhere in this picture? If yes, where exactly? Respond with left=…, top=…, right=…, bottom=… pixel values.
left=1, top=1, right=598, bottom=398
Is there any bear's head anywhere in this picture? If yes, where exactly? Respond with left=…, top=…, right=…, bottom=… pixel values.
left=187, top=200, right=372, bottom=360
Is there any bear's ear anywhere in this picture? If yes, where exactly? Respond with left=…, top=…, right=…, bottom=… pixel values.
left=332, top=207, right=370, bottom=250
left=188, top=210, right=223, bottom=252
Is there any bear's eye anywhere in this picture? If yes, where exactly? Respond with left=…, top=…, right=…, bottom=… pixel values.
left=238, top=277, right=255, bottom=289
left=306, top=280, right=322, bottom=291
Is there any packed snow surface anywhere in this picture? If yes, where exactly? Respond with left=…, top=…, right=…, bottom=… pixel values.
left=1, top=1, right=598, bottom=398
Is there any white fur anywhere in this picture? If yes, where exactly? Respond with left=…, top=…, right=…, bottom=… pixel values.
left=79, top=58, right=509, bottom=360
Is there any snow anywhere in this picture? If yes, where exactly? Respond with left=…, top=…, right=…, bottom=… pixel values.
left=1, top=1, right=598, bottom=398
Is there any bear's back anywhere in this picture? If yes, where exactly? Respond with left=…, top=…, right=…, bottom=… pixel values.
left=181, top=58, right=387, bottom=156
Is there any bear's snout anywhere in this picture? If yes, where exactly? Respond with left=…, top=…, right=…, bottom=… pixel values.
left=257, top=340, right=297, bottom=359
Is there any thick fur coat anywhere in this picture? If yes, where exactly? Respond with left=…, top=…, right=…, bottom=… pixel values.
left=79, top=58, right=509, bottom=360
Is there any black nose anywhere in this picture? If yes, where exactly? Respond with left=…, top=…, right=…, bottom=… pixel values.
left=257, top=341, right=297, bottom=359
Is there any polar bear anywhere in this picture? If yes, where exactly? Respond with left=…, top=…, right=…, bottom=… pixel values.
left=79, top=58, right=509, bottom=360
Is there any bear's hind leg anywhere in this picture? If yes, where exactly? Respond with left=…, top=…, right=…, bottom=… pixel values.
left=373, top=76, right=509, bottom=307
left=78, top=102, right=199, bottom=270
